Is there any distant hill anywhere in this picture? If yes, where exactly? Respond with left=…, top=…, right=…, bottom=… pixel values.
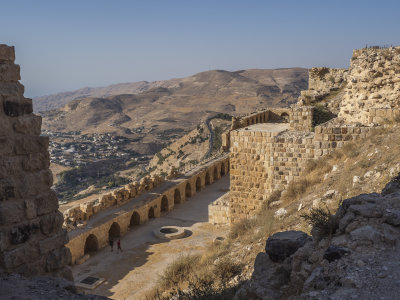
left=33, top=68, right=308, bottom=113
left=39, top=68, right=308, bottom=156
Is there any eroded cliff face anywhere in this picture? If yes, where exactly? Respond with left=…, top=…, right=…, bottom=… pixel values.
left=0, top=45, right=71, bottom=279
left=339, top=47, right=400, bottom=124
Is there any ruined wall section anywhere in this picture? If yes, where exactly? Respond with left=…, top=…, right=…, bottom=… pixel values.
left=229, top=123, right=373, bottom=223
left=299, top=67, right=348, bottom=114
left=308, top=67, right=348, bottom=92
left=230, top=130, right=282, bottom=222
left=0, top=45, right=70, bottom=278
left=339, top=47, right=400, bottom=124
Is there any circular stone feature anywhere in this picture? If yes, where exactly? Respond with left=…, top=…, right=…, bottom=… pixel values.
left=160, top=227, right=178, bottom=234
left=154, top=226, right=186, bottom=240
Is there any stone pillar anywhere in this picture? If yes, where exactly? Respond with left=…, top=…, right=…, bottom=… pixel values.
left=0, top=45, right=71, bottom=279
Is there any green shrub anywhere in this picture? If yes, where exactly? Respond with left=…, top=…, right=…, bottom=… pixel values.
left=301, top=207, right=337, bottom=239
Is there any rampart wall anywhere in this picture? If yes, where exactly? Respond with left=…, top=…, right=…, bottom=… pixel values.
left=229, top=123, right=373, bottom=223
left=0, top=45, right=70, bottom=278
left=66, top=155, right=229, bottom=265
left=222, top=106, right=313, bottom=151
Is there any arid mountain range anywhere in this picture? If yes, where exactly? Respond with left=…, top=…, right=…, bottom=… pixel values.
left=37, top=68, right=307, bottom=137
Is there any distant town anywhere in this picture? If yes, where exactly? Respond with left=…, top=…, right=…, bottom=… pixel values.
left=42, top=130, right=149, bottom=167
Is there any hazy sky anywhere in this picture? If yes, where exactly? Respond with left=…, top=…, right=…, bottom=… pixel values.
left=1, top=0, right=399, bottom=97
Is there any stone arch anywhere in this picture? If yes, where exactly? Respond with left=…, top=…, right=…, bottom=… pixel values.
left=213, top=167, right=218, bottom=181
left=221, top=162, right=226, bottom=176
left=174, top=189, right=181, bottom=204
left=148, top=206, right=155, bottom=219
left=196, top=177, right=201, bottom=192
left=84, top=234, right=98, bottom=255
left=130, top=211, right=140, bottom=227
left=161, top=195, right=169, bottom=212
left=205, top=172, right=211, bottom=185
left=108, top=222, right=120, bottom=241
left=281, top=112, right=289, bottom=122
left=185, top=182, right=191, bottom=198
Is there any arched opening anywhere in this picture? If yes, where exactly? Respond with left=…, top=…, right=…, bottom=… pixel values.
left=148, top=207, right=155, bottom=219
left=213, top=167, right=218, bottom=181
left=185, top=183, right=191, bottom=198
left=205, top=172, right=211, bottom=185
left=161, top=195, right=169, bottom=212
left=247, top=120, right=249, bottom=126
left=196, top=177, right=201, bottom=192
left=281, top=112, right=289, bottom=123
left=174, top=189, right=181, bottom=204
left=130, top=211, right=140, bottom=227
left=108, top=222, right=120, bottom=241
left=220, top=163, right=226, bottom=176
left=84, top=234, right=98, bottom=255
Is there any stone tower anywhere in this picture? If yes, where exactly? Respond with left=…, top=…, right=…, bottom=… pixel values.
left=0, top=45, right=71, bottom=279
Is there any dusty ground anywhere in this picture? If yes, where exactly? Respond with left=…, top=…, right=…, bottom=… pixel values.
left=72, top=176, right=230, bottom=300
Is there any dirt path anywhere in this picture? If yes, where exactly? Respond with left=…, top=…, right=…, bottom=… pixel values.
left=72, top=176, right=230, bottom=300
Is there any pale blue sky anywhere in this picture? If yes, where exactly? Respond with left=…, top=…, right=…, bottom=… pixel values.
left=1, top=0, right=399, bottom=97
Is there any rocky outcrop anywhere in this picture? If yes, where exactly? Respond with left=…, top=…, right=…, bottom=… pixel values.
left=0, top=45, right=70, bottom=278
left=236, top=174, right=400, bottom=299
left=339, top=47, right=400, bottom=124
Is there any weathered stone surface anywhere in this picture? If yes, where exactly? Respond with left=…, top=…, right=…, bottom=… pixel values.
left=0, top=44, right=15, bottom=62
left=13, top=135, right=48, bottom=155
left=36, top=190, right=58, bottom=216
left=39, top=231, right=68, bottom=255
left=46, top=247, right=71, bottom=272
left=0, top=240, right=40, bottom=269
left=10, top=221, right=40, bottom=245
left=13, top=114, right=42, bottom=135
left=0, top=63, right=20, bottom=82
left=0, top=200, right=25, bottom=225
left=40, top=211, right=64, bottom=236
left=0, top=82, right=24, bottom=97
left=0, top=44, right=69, bottom=278
left=323, top=245, right=350, bottom=262
left=265, top=231, right=311, bottom=262
left=349, top=225, right=382, bottom=243
left=384, top=208, right=400, bottom=226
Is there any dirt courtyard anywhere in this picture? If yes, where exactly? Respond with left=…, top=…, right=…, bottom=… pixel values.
left=72, top=175, right=230, bottom=299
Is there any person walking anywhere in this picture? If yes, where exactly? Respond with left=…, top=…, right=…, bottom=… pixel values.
left=117, top=239, right=123, bottom=253
left=109, top=239, right=114, bottom=252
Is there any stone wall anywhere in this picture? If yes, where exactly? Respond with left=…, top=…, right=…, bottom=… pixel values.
left=208, top=193, right=230, bottom=224
left=66, top=155, right=230, bottom=264
left=63, top=173, right=166, bottom=230
left=289, top=106, right=314, bottom=131
left=221, top=106, right=313, bottom=151
left=339, top=47, right=400, bottom=124
left=0, top=45, right=70, bottom=278
left=229, top=122, right=374, bottom=223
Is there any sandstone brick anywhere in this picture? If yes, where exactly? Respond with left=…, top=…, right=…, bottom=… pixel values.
left=0, top=45, right=15, bottom=62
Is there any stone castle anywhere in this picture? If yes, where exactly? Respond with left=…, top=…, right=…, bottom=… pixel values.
left=210, top=46, right=400, bottom=224
left=1, top=44, right=399, bottom=284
